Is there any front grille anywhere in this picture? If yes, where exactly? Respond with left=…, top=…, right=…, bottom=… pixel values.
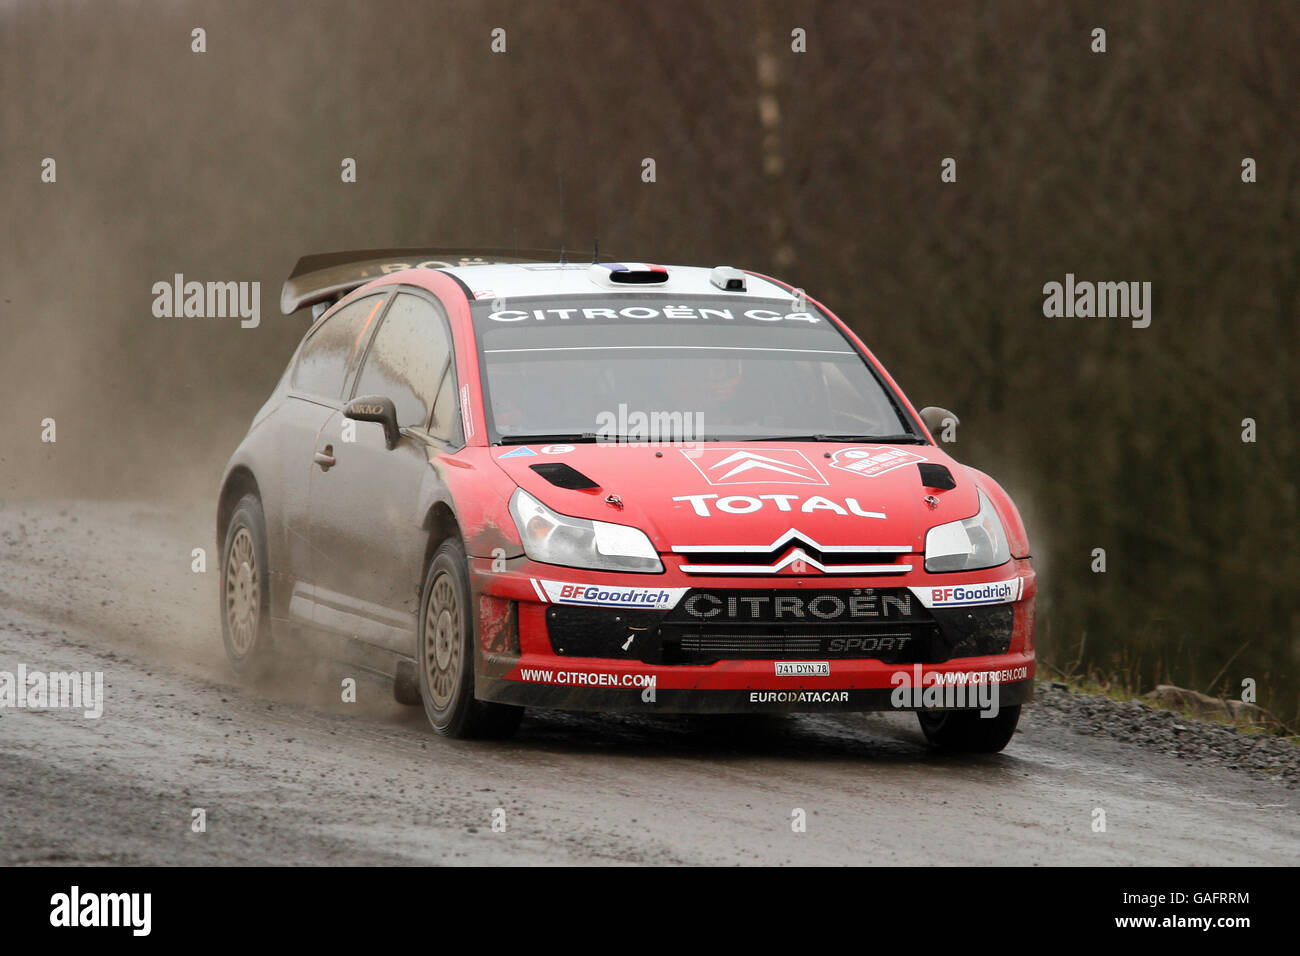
left=544, top=589, right=1014, bottom=666
left=672, top=546, right=913, bottom=575
left=682, top=634, right=823, bottom=654
left=668, top=587, right=923, bottom=623
left=672, top=628, right=932, bottom=664
left=660, top=622, right=939, bottom=665
left=671, top=530, right=913, bottom=575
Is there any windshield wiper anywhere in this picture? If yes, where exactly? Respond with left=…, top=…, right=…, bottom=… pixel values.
left=832, top=433, right=929, bottom=444
left=738, top=433, right=929, bottom=444
left=496, top=433, right=602, bottom=445
left=498, top=432, right=927, bottom=446
left=497, top=433, right=724, bottom=445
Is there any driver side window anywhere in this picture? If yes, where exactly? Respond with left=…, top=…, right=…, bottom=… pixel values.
left=352, top=292, right=460, bottom=442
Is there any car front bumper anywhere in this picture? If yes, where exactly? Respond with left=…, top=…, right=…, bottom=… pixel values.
left=469, top=555, right=1036, bottom=714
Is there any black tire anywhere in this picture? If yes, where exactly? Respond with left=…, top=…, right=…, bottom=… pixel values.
left=220, top=494, right=275, bottom=681
left=917, top=705, right=1021, bottom=753
left=392, top=659, right=422, bottom=706
left=417, top=538, right=523, bottom=739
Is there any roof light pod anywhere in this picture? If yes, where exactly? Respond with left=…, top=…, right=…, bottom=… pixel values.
left=588, top=262, right=669, bottom=287
left=709, top=266, right=747, bottom=292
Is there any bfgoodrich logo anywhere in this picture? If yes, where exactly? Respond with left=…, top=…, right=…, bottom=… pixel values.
left=1042, top=273, right=1151, bottom=328
left=151, top=273, right=261, bottom=328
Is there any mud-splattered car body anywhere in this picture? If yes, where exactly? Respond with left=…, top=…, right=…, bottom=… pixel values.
left=218, top=250, right=1035, bottom=744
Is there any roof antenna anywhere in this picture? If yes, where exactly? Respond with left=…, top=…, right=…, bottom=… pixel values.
left=559, top=244, right=567, bottom=265
left=592, top=238, right=599, bottom=264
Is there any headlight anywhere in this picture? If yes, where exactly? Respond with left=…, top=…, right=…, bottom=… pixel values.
left=924, top=490, right=1011, bottom=572
left=508, top=488, right=663, bottom=573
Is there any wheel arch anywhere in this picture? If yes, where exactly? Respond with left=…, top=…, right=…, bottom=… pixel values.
left=421, top=500, right=463, bottom=575
left=217, top=466, right=262, bottom=554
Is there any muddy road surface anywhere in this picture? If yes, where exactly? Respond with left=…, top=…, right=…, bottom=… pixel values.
left=0, top=500, right=1295, bottom=865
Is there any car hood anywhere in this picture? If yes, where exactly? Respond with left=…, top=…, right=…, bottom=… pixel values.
left=490, top=442, right=980, bottom=554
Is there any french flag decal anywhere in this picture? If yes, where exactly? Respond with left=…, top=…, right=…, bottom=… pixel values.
left=590, top=262, right=670, bottom=285
left=600, top=263, right=667, bottom=274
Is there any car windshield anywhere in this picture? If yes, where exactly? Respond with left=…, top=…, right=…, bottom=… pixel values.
left=472, top=295, right=919, bottom=443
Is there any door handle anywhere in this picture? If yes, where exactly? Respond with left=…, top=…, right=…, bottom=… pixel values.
left=314, top=445, right=336, bottom=471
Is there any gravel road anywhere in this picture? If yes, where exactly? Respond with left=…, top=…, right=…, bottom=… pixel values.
left=0, top=500, right=1295, bottom=865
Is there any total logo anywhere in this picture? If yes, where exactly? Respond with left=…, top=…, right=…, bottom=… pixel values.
left=672, top=493, right=885, bottom=518
left=909, top=577, right=1024, bottom=608
left=683, top=449, right=828, bottom=485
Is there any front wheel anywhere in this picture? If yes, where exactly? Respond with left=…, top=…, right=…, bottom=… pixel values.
left=220, top=494, right=275, bottom=680
left=417, top=538, right=522, bottom=739
left=917, top=705, right=1021, bottom=753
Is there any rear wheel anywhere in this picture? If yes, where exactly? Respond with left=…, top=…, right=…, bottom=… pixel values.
left=220, top=494, right=275, bottom=680
left=417, top=538, right=522, bottom=739
left=917, top=705, right=1020, bottom=753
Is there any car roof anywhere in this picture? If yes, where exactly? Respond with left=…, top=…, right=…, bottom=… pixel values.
left=437, top=262, right=797, bottom=302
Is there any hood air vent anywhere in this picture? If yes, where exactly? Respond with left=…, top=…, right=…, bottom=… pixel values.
left=530, top=462, right=600, bottom=491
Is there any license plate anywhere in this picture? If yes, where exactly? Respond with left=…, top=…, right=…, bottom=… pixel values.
left=774, top=661, right=830, bottom=677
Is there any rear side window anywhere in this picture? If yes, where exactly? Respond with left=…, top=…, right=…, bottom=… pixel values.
left=292, top=294, right=387, bottom=399
left=352, top=292, right=458, bottom=439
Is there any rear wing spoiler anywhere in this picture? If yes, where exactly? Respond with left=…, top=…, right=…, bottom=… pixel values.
left=280, top=247, right=571, bottom=316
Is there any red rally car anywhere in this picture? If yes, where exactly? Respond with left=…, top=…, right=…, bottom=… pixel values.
left=217, top=249, right=1036, bottom=752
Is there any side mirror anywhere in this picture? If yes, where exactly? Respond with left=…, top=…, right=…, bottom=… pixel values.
left=918, top=406, right=960, bottom=440
left=345, top=395, right=401, bottom=449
